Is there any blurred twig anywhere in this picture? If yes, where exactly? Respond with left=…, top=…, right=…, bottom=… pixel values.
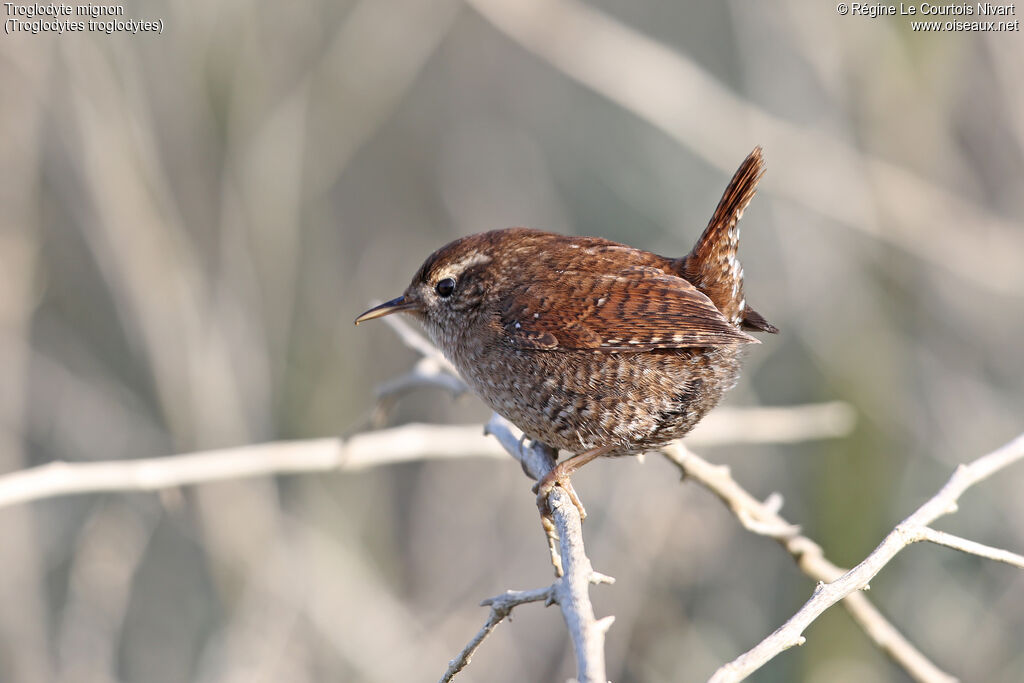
left=370, top=315, right=468, bottom=425
left=379, top=315, right=459, bottom=375
left=0, top=403, right=854, bottom=510
left=688, top=401, right=854, bottom=446
left=55, top=502, right=157, bottom=681
left=704, top=432, right=1024, bottom=683
left=375, top=357, right=468, bottom=401
left=0, top=428, right=490, bottom=509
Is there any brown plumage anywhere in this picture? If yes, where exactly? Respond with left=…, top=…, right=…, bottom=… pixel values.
left=356, top=147, right=776, bottom=521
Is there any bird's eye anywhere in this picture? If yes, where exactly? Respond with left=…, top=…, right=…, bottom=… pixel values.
left=435, top=277, right=456, bottom=298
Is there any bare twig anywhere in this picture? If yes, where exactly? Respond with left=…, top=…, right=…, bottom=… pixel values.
left=549, top=486, right=616, bottom=683
left=0, top=426, right=497, bottom=509
left=441, top=571, right=615, bottom=683
left=706, top=432, right=1024, bottom=683
left=439, top=587, right=554, bottom=683
left=662, top=443, right=957, bottom=683
left=908, top=527, right=1024, bottom=569
left=484, top=414, right=615, bottom=683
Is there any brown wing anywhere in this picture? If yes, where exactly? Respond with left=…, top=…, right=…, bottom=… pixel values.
left=498, top=265, right=758, bottom=351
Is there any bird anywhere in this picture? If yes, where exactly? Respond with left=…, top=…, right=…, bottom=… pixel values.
left=356, top=147, right=776, bottom=523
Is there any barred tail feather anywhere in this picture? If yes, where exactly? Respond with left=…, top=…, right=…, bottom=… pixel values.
left=677, top=147, right=777, bottom=334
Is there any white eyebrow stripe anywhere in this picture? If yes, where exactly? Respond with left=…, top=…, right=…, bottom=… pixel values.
left=436, top=252, right=492, bottom=280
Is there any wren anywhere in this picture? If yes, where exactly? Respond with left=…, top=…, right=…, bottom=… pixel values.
left=356, top=147, right=777, bottom=520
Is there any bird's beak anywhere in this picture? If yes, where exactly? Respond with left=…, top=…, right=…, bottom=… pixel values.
left=354, top=296, right=419, bottom=324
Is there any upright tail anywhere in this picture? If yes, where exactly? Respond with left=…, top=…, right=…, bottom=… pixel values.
left=676, top=147, right=778, bottom=334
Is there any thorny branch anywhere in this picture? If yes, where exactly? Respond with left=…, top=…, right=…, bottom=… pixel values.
left=0, top=426, right=507, bottom=509
left=662, top=443, right=957, bottom=683
left=699, top=432, right=1024, bottom=683
left=439, top=586, right=553, bottom=683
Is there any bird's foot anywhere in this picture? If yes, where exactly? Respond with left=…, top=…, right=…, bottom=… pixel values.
left=534, top=470, right=588, bottom=520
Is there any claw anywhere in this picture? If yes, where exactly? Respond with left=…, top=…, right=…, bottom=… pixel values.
left=535, top=475, right=587, bottom=520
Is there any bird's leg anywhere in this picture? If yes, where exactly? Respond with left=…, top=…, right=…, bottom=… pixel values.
left=533, top=444, right=614, bottom=521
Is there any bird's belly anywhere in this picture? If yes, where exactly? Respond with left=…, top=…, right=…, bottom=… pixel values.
left=457, top=345, right=744, bottom=454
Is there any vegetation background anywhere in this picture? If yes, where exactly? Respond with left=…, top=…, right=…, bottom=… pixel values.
left=1, top=1, right=1022, bottom=681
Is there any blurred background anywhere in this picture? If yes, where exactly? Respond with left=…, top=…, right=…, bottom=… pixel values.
left=2, top=0, right=1023, bottom=681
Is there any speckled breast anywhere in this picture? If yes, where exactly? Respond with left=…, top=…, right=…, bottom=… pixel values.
left=455, top=342, right=745, bottom=455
